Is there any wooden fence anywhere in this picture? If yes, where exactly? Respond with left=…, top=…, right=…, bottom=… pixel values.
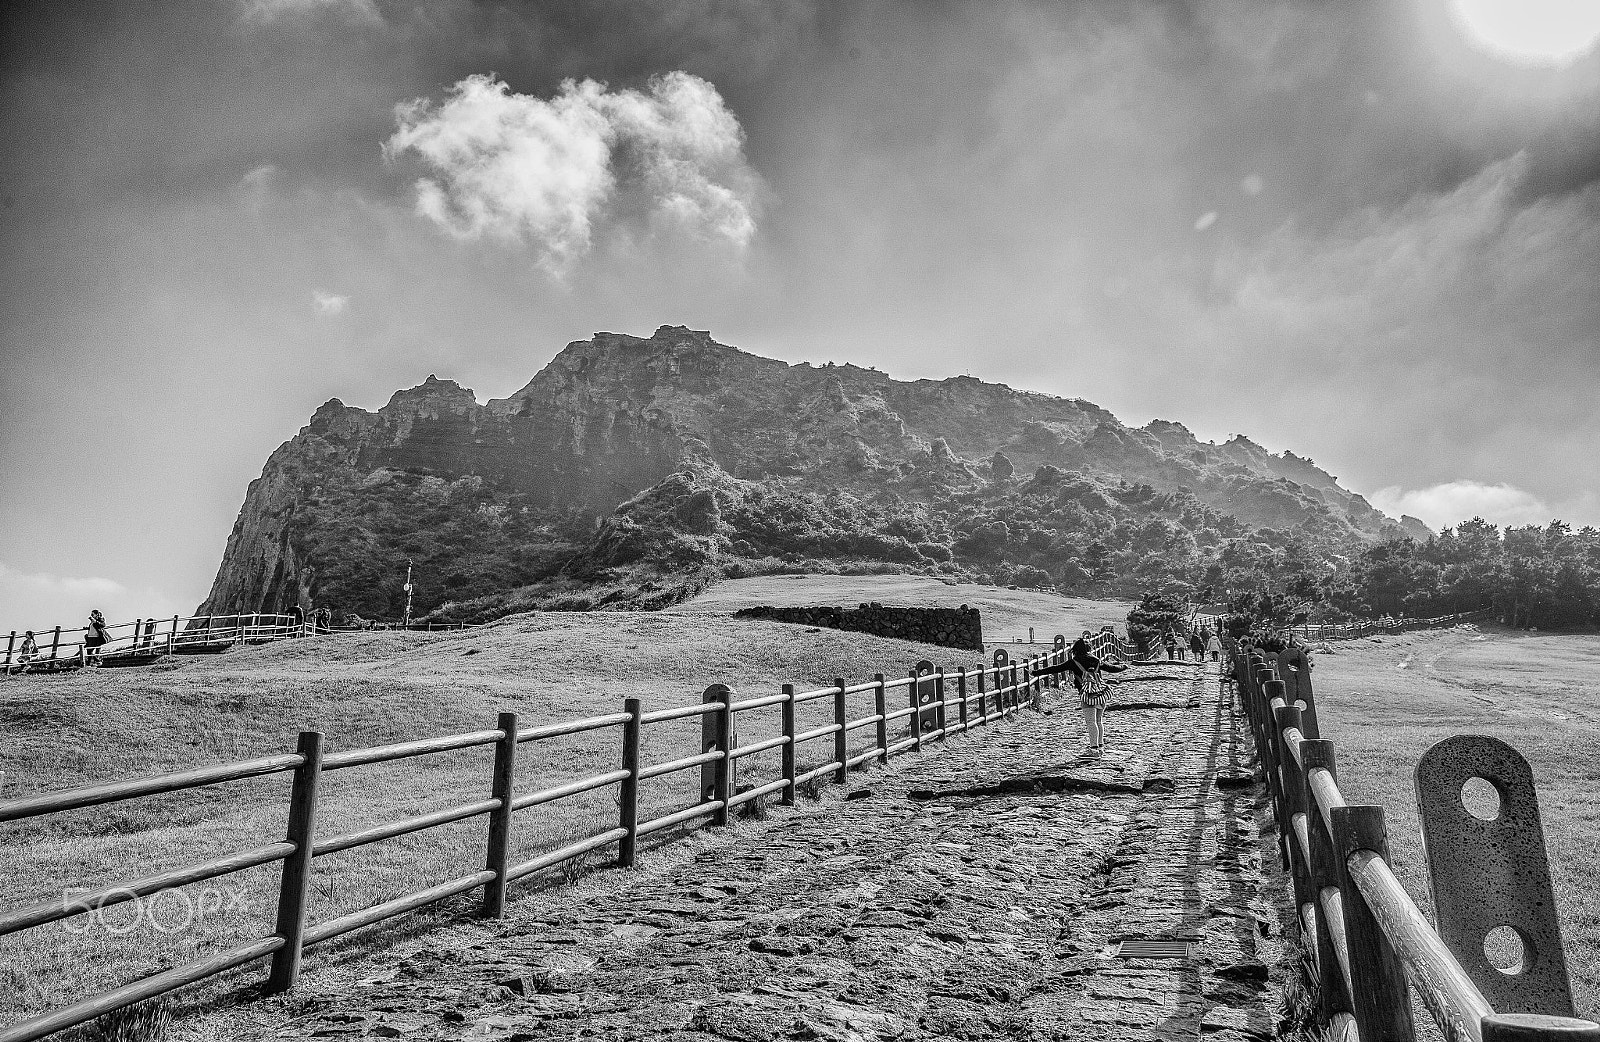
left=1286, top=608, right=1493, bottom=643
left=3, top=613, right=306, bottom=674
left=1232, top=644, right=1599, bottom=1042
left=0, top=641, right=1090, bottom=1041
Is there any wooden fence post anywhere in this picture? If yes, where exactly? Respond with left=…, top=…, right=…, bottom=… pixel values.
left=956, top=670, right=968, bottom=731
left=934, top=668, right=947, bottom=737
left=833, top=678, right=848, bottom=783
left=618, top=699, right=641, bottom=868
left=908, top=672, right=923, bottom=752
left=1331, top=805, right=1416, bottom=1042
left=482, top=711, right=518, bottom=916
left=976, top=667, right=987, bottom=724
left=780, top=684, right=797, bottom=805
left=4, top=631, right=12, bottom=669
left=711, top=685, right=733, bottom=826
left=267, top=730, right=324, bottom=994
left=873, top=674, right=888, bottom=763
left=49, top=626, right=61, bottom=661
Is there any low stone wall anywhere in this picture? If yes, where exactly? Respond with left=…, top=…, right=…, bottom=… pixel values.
left=732, top=602, right=983, bottom=651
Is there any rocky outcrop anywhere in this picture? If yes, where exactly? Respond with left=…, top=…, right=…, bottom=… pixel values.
left=732, top=603, right=984, bottom=651
left=200, top=325, right=1417, bottom=620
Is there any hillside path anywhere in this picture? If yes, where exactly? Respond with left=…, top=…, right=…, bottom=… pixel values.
left=221, top=665, right=1284, bottom=1042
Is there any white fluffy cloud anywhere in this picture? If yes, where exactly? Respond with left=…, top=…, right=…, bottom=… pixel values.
left=240, top=0, right=381, bottom=26
left=384, top=72, right=758, bottom=272
left=312, top=289, right=349, bottom=315
left=1370, top=481, right=1600, bottom=531
left=0, top=562, right=189, bottom=633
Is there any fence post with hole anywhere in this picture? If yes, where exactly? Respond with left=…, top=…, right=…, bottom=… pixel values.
left=833, top=678, right=848, bottom=783
left=873, top=674, right=888, bottom=762
left=267, top=730, right=324, bottom=994
left=780, top=684, right=796, bottom=805
left=618, top=699, right=641, bottom=868
left=483, top=711, right=518, bottom=915
left=1330, top=805, right=1416, bottom=1042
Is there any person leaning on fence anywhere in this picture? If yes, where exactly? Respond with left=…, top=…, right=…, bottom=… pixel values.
left=84, top=609, right=109, bottom=665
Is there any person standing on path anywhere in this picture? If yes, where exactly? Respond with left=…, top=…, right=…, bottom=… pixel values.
left=1079, top=665, right=1111, bottom=755
left=1165, top=634, right=1178, bottom=661
left=1189, top=631, right=1205, bottom=662
left=1206, top=632, right=1222, bottom=662
left=84, top=610, right=109, bottom=665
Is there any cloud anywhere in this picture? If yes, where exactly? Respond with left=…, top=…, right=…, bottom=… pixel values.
left=384, top=72, right=758, bottom=272
left=1194, top=211, right=1219, bottom=231
left=239, top=0, right=381, bottom=26
left=1369, top=481, right=1600, bottom=531
left=0, top=562, right=189, bottom=633
left=312, top=289, right=349, bottom=314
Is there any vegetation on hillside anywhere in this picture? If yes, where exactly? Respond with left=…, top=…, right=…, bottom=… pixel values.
left=1130, top=517, right=1600, bottom=638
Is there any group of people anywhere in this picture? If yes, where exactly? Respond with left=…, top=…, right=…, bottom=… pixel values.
left=6, top=609, right=110, bottom=674
left=1164, top=628, right=1222, bottom=662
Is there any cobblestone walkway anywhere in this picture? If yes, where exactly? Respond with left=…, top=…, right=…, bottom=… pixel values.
left=225, top=666, right=1281, bottom=1042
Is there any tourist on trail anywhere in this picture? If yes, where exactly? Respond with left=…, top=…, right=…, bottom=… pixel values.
left=1164, top=635, right=1178, bottom=661
left=10, top=631, right=38, bottom=673
left=1206, top=632, right=1222, bottom=661
left=1079, top=664, right=1110, bottom=756
left=1189, top=632, right=1205, bottom=661
left=84, top=610, right=109, bottom=665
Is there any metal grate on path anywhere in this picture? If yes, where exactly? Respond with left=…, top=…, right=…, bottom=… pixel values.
left=1114, top=938, right=1195, bottom=959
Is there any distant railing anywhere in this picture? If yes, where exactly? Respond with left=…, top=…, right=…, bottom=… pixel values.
left=3, top=614, right=307, bottom=674
left=0, top=644, right=1075, bottom=1041
left=1284, top=608, right=1492, bottom=643
left=1231, top=643, right=1598, bottom=1042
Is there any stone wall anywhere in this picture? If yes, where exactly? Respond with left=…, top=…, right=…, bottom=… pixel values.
left=732, top=602, right=983, bottom=651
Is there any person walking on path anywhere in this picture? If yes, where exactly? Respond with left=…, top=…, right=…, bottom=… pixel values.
left=1206, top=632, right=1222, bottom=662
left=1078, top=665, right=1111, bottom=755
left=1034, top=630, right=1125, bottom=754
left=1189, top=632, right=1205, bottom=662
left=84, top=610, right=110, bottom=665
left=9, top=631, right=37, bottom=674
left=1165, top=634, right=1178, bottom=661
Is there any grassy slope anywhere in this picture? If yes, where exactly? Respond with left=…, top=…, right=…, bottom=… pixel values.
left=1310, top=625, right=1600, bottom=1019
left=0, top=599, right=1100, bottom=1023
left=674, top=573, right=1134, bottom=645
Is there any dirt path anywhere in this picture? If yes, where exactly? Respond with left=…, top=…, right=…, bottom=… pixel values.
left=202, top=666, right=1283, bottom=1042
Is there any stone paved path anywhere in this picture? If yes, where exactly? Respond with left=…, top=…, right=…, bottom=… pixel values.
left=218, top=665, right=1281, bottom=1042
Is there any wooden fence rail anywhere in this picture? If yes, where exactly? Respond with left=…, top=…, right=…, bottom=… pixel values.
left=0, top=644, right=1079, bottom=1041
left=3, top=613, right=307, bottom=673
left=1230, top=643, right=1600, bottom=1042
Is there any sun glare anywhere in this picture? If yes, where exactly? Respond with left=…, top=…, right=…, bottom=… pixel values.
left=1448, top=0, right=1600, bottom=64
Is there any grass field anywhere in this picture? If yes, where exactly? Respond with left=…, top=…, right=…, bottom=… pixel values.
left=675, top=573, right=1133, bottom=645
left=1308, top=624, right=1600, bottom=1020
left=0, top=579, right=1094, bottom=1026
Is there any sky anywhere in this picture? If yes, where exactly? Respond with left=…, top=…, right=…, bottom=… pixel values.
left=2, top=0, right=1598, bottom=630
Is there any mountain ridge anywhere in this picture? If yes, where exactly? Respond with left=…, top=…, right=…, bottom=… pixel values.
left=199, top=325, right=1428, bottom=621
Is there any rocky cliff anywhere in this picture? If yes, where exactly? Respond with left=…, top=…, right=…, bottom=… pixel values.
left=199, top=325, right=1428, bottom=621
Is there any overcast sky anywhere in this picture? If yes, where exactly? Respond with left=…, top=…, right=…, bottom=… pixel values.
left=2, top=0, right=1598, bottom=629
